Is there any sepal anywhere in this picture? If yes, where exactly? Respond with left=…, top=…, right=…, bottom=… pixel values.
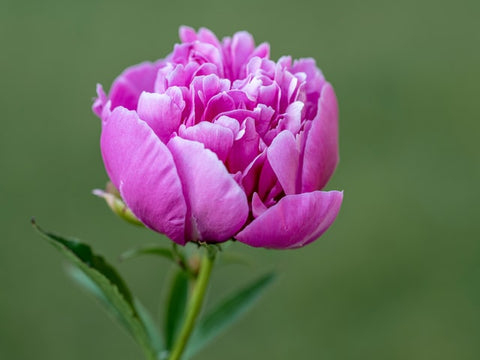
left=93, top=182, right=144, bottom=227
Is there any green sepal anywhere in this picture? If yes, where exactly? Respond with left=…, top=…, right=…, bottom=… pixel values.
left=32, top=220, right=159, bottom=359
left=185, top=272, right=276, bottom=358
left=93, top=182, right=144, bottom=227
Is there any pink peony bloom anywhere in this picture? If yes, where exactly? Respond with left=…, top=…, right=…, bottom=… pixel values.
left=93, top=26, right=343, bottom=249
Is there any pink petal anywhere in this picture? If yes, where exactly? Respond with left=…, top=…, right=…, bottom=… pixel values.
left=100, top=107, right=187, bottom=244
left=235, top=190, right=343, bottom=249
left=167, top=136, right=249, bottom=242
left=136, top=88, right=185, bottom=143
left=267, top=130, right=299, bottom=195
left=178, top=122, right=234, bottom=162
left=251, top=192, right=267, bottom=218
left=251, top=42, right=270, bottom=60
left=279, top=101, right=304, bottom=134
left=92, top=84, right=107, bottom=118
left=257, top=154, right=276, bottom=200
left=204, top=92, right=236, bottom=122
left=240, top=151, right=266, bottom=197
left=227, top=117, right=260, bottom=173
left=214, top=115, right=241, bottom=137
left=109, top=62, right=159, bottom=110
left=301, top=83, right=339, bottom=192
left=179, top=26, right=197, bottom=43
left=291, top=58, right=326, bottom=120
left=230, top=31, right=255, bottom=79
left=197, top=27, right=222, bottom=48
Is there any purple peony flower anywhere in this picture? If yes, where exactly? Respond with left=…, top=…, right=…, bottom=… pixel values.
left=93, top=26, right=343, bottom=249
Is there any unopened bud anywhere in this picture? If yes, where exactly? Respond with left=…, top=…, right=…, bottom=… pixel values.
left=93, top=182, right=143, bottom=227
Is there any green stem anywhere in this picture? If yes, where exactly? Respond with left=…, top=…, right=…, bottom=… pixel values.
left=168, top=249, right=216, bottom=360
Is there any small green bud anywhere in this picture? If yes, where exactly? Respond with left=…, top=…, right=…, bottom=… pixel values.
left=93, top=182, right=144, bottom=227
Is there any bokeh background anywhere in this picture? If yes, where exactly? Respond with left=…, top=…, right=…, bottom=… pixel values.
left=1, top=0, right=479, bottom=358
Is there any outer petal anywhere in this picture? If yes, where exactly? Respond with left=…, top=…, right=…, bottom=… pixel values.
left=301, top=83, right=339, bottom=192
left=267, top=130, right=299, bottom=195
left=167, top=136, right=249, bottom=242
left=235, top=190, right=343, bottom=249
left=109, top=62, right=159, bottom=110
left=101, top=107, right=187, bottom=244
left=137, top=88, right=184, bottom=143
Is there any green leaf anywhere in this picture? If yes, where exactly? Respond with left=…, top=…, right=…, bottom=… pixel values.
left=135, top=299, right=165, bottom=354
left=186, top=272, right=276, bottom=358
left=32, top=220, right=158, bottom=359
left=121, top=245, right=175, bottom=262
left=164, top=269, right=190, bottom=350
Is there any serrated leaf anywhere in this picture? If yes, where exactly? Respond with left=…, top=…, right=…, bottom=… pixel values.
left=185, top=272, right=276, bottom=358
left=33, top=221, right=158, bottom=359
left=121, top=245, right=175, bottom=262
left=164, top=269, right=190, bottom=350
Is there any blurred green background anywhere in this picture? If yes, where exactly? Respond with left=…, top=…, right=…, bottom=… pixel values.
left=1, top=0, right=479, bottom=358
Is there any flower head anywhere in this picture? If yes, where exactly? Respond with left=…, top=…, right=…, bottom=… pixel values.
left=93, top=26, right=343, bottom=249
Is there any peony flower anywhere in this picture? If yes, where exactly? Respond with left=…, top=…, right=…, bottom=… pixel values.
left=93, top=26, right=343, bottom=249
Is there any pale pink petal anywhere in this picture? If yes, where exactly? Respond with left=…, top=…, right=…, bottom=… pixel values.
left=179, top=26, right=197, bottom=43
left=267, top=130, right=299, bottom=195
left=230, top=31, right=255, bottom=79
left=179, top=122, right=234, bottom=162
left=278, top=101, right=304, bottom=134
left=214, top=115, right=241, bottom=137
left=136, top=88, right=185, bottom=143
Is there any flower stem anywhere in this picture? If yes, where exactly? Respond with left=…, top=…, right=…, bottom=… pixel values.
left=168, top=248, right=216, bottom=360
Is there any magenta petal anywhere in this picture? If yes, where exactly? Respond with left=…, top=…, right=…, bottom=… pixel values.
left=227, top=117, right=260, bottom=173
left=215, top=115, right=241, bottom=137
left=137, top=88, right=184, bottom=143
left=109, top=62, right=159, bottom=110
left=230, top=31, right=255, bottom=79
left=251, top=192, right=267, bottom=218
left=93, top=84, right=107, bottom=118
left=179, top=122, right=234, bottom=162
left=179, top=26, right=197, bottom=43
left=100, top=107, right=187, bottom=244
left=280, top=101, right=304, bottom=134
left=167, top=136, right=249, bottom=242
left=267, top=130, right=299, bottom=195
left=204, top=92, right=236, bottom=122
left=236, top=190, right=343, bottom=249
left=197, top=27, right=222, bottom=48
left=301, top=83, right=339, bottom=192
